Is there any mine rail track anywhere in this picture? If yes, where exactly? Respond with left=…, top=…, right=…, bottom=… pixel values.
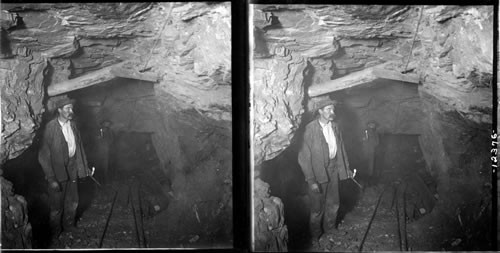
left=98, top=181, right=149, bottom=248
left=358, top=181, right=411, bottom=252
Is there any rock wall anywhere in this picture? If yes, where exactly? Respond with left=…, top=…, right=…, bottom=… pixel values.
left=417, top=6, right=492, bottom=124
left=254, top=178, right=288, bottom=251
left=1, top=50, right=46, bottom=164
left=1, top=177, right=32, bottom=248
left=252, top=53, right=307, bottom=166
left=414, top=6, right=492, bottom=220
left=0, top=46, right=46, bottom=250
left=152, top=2, right=231, bottom=122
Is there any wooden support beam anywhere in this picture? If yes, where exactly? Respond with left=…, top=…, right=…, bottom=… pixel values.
left=308, top=63, right=420, bottom=97
left=309, top=66, right=378, bottom=97
left=110, top=66, right=159, bottom=83
left=372, top=68, right=420, bottom=85
left=47, top=61, right=159, bottom=96
left=47, top=64, right=116, bottom=96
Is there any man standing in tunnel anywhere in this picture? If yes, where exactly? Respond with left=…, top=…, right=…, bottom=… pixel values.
left=298, top=96, right=353, bottom=247
left=95, top=120, right=114, bottom=185
left=38, top=95, right=91, bottom=243
left=363, top=121, right=380, bottom=185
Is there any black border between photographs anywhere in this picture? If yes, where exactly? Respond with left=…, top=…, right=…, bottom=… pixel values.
left=231, top=0, right=251, bottom=252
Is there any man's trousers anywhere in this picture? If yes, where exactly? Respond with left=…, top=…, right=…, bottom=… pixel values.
left=308, top=161, right=340, bottom=240
left=48, top=158, right=79, bottom=237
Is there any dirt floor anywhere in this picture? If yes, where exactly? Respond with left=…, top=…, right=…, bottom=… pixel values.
left=311, top=183, right=431, bottom=252
left=48, top=176, right=222, bottom=249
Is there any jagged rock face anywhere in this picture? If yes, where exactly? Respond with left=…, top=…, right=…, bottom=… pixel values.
left=1, top=51, right=46, bottom=164
left=252, top=54, right=307, bottom=166
left=252, top=4, right=492, bottom=167
left=150, top=2, right=231, bottom=121
left=1, top=177, right=32, bottom=248
left=418, top=6, right=492, bottom=124
left=254, top=178, right=288, bottom=251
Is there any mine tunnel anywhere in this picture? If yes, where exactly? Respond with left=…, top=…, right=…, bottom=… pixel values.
left=252, top=5, right=493, bottom=252
left=1, top=2, right=232, bottom=249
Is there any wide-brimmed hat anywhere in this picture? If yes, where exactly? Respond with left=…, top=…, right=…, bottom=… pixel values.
left=312, top=96, right=338, bottom=112
left=50, top=95, right=75, bottom=110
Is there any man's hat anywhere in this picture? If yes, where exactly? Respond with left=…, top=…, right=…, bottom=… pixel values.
left=367, top=120, right=378, bottom=128
left=50, top=95, right=75, bottom=111
left=311, top=96, right=338, bottom=112
left=100, top=120, right=112, bottom=127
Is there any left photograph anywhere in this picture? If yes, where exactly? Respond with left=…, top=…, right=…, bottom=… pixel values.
left=1, top=2, right=232, bottom=249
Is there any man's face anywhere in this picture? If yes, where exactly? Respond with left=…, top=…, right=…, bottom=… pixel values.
left=58, top=104, right=74, bottom=121
left=319, top=104, right=336, bottom=122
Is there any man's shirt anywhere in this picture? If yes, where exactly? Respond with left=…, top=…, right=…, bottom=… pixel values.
left=319, top=120, right=337, bottom=159
left=58, top=119, right=76, bottom=157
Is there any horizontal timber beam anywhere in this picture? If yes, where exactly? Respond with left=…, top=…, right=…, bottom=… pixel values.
left=308, top=63, right=420, bottom=97
left=47, top=64, right=116, bottom=96
left=47, top=61, right=159, bottom=96
left=110, top=66, right=159, bottom=83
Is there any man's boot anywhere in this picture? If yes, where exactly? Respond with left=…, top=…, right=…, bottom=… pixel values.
left=310, top=211, right=323, bottom=250
left=49, top=210, right=62, bottom=247
left=63, top=202, right=82, bottom=233
left=324, top=204, right=339, bottom=230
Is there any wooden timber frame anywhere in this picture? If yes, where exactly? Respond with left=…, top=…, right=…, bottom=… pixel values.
left=47, top=61, right=159, bottom=96
left=308, top=62, right=420, bottom=97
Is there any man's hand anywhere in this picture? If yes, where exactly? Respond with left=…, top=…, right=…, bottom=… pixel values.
left=48, top=178, right=61, bottom=192
left=347, top=168, right=356, bottom=178
left=310, top=183, right=320, bottom=193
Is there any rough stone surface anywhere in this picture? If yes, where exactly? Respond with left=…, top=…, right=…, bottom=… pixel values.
left=418, top=90, right=491, bottom=218
left=152, top=2, right=232, bottom=121
left=252, top=53, right=307, bottom=165
left=418, top=6, right=493, bottom=124
left=254, top=178, right=288, bottom=251
left=1, top=176, right=33, bottom=248
left=0, top=50, right=47, bottom=164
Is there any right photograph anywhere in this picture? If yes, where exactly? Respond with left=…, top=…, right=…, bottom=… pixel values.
left=250, top=5, right=494, bottom=252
